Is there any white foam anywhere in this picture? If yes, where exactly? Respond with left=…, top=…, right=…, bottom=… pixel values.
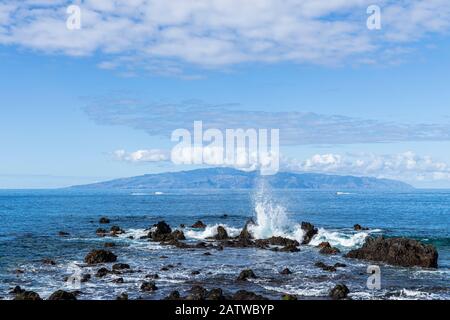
left=309, top=228, right=370, bottom=248
left=184, top=224, right=241, bottom=240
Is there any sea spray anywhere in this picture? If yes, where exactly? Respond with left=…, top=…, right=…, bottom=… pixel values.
left=248, top=177, right=305, bottom=242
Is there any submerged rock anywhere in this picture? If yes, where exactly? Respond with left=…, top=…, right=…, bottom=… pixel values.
left=96, top=228, right=108, bottom=236
left=110, top=225, right=125, bottom=235
left=48, top=290, right=77, bottom=300
left=237, top=269, right=257, bottom=281
left=58, top=231, right=69, bottom=237
left=280, top=268, right=292, bottom=275
left=42, top=258, right=56, bottom=265
left=345, top=236, right=438, bottom=268
left=99, top=217, right=110, bottom=224
left=301, top=222, right=318, bottom=245
left=282, top=294, right=298, bottom=300
left=315, top=262, right=337, bottom=272
left=329, top=284, right=350, bottom=300
left=112, top=263, right=130, bottom=271
left=84, top=250, right=117, bottom=265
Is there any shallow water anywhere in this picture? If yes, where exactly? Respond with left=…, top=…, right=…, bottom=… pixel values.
left=0, top=188, right=449, bottom=300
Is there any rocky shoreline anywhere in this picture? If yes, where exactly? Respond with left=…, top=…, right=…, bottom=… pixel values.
left=6, top=218, right=440, bottom=301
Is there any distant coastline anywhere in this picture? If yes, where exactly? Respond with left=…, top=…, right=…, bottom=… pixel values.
left=69, top=167, right=414, bottom=191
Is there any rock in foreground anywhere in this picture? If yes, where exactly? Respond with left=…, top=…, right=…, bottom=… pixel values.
left=345, top=237, right=438, bottom=268
left=48, top=290, right=77, bottom=300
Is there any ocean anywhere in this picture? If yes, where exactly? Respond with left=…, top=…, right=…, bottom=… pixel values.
left=0, top=186, right=449, bottom=300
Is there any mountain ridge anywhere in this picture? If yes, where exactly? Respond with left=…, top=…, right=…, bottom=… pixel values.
left=69, top=167, right=414, bottom=190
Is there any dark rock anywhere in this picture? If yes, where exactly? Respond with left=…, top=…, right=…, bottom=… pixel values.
left=186, top=285, right=207, bottom=300
left=214, top=226, right=229, bottom=240
left=48, top=290, right=77, bottom=300
left=81, top=274, right=91, bottom=282
left=14, top=290, right=41, bottom=301
left=345, top=236, right=439, bottom=268
left=104, top=242, right=116, bottom=248
left=170, top=230, right=186, bottom=241
left=10, top=286, right=24, bottom=294
left=84, top=250, right=117, bottom=264
left=14, top=269, right=24, bottom=274
left=280, top=268, right=292, bottom=275
left=203, top=252, right=212, bottom=256
left=191, top=220, right=207, bottom=228
left=96, top=267, right=110, bottom=278
left=116, top=293, right=128, bottom=300
left=96, top=228, right=108, bottom=236
left=301, top=222, right=318, bottom=245
left=206, top=288, right=226, bottom=300
left=238, top=220, right=254, bottom=241
left=145, top=274, right=159, bottom=279
left=99, top=217, right=110, bottom=224
left=149, top=221, right=172, bottom=241
left=329, top=284, right=350, bottom=300
left=180, top=224, right=186, bottom=228
left=112, top=263, right=130, bottom=271
left=140, top=281, right=158, bottom=292
left=233, top=290, right=268, bottom=300
left=191, top=270, right=200, bottom=275
left=334, top=263, right=347, bottom=268
left=317, top=242, right=340, bottom=254
left=280, top=244, right=301, bottom=252
left=58, top=231, right=69, bottom=236
left=160, top=256, right=168, bottom=259
left=354, top=224, right=369, bottom=231
left=164, top=291, right=181, bottom=300
left=112, top=277, right=124, bottom=284
left=282, top=294, right=298, bottom=300
left=110, top=225, right=125, bottom=235
left=42, top=258, right=56, bottom=265
left=237, top=269, right=257, bottom=281
left=315, top=262, right=337, bottom=272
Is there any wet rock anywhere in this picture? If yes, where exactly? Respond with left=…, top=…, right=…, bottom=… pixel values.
left=112, top=263, right=130, bottom=271
left=10, top=286, right=24, bottom=294
left=238, top=219, right=254, bottom=241
left=233, top=290, right=268, bottom=300
left=149, top=221, right=172, bottom=241
left=186, top=285, right=208, bottom=300
left=221, top=214, right=229, bottom=218
left=354, top=224, right=369, bottom=231
left=237, top=269, right=257, bottom=281
left=42, top=258, right=56, bottom=265
left=58, top=231, right=69, bottom=237
left=110, top=226, right=125, bottom=235
left=104, top=242, right=116, bottom=248
left=96, top=267, right=110, bottom=278
left=164, top=291, right=181, bottom=300
left=282, top=294, right=298, bottom=300
left=84, top=250, right=117, bottom=265
left=214, top=226, right=229, bottom=240
left=315, top=262, right=337, bottom=272
left=48, top=290, right=77, bottom=300
left=112, top=277, right=124, bottom=284
left=145, top=274, right=159, bottom=279
left=334, top=263, right=347, bottom=268
left=329, top=284, right=350, bottom=300
left=318, top=242, right=341, bottom=255
left=345, top=236, right=438, bottom=268
left=280, top=244, right=301, bottom=252
left=96, top=228, right=108, bottom=236
left=116, top=293, right=128, bottom=300
left=280, top=268, right=292, bottom=275
left=140, top=281, right=158, bottom=292
left=179, top=224, right=186, bottom=228
left=14, top=269, right=24, bottom=275
left=206, top=288, right=226, bottom=300
left=301, top=222, right=318, bottom=245
left=203, top=252, right=212, bottom=256
left=14, top=290, right=42, bottom=301
left=170, top=230, right=186, bottom=241
left=99, top=217, right=110, bottom=224
left=191, top=270, right=200, bottom=275
left=191, top=220, right=207, bottom=228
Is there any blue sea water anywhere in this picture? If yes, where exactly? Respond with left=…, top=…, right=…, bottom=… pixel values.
left=0, top=188, right=449, bottom=300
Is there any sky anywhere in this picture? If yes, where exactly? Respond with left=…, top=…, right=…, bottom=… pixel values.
left=1, top=0, right=450, bottom=188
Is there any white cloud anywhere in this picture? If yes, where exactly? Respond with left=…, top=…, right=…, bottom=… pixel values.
left=284, top=151, right=450, bottom=182
left=1, top=1, right=450, bottom=74
left=113, top=149, right=169, bottom=162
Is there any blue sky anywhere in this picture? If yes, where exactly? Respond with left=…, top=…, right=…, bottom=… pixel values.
left=1, top=1, right=450, bottom=188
